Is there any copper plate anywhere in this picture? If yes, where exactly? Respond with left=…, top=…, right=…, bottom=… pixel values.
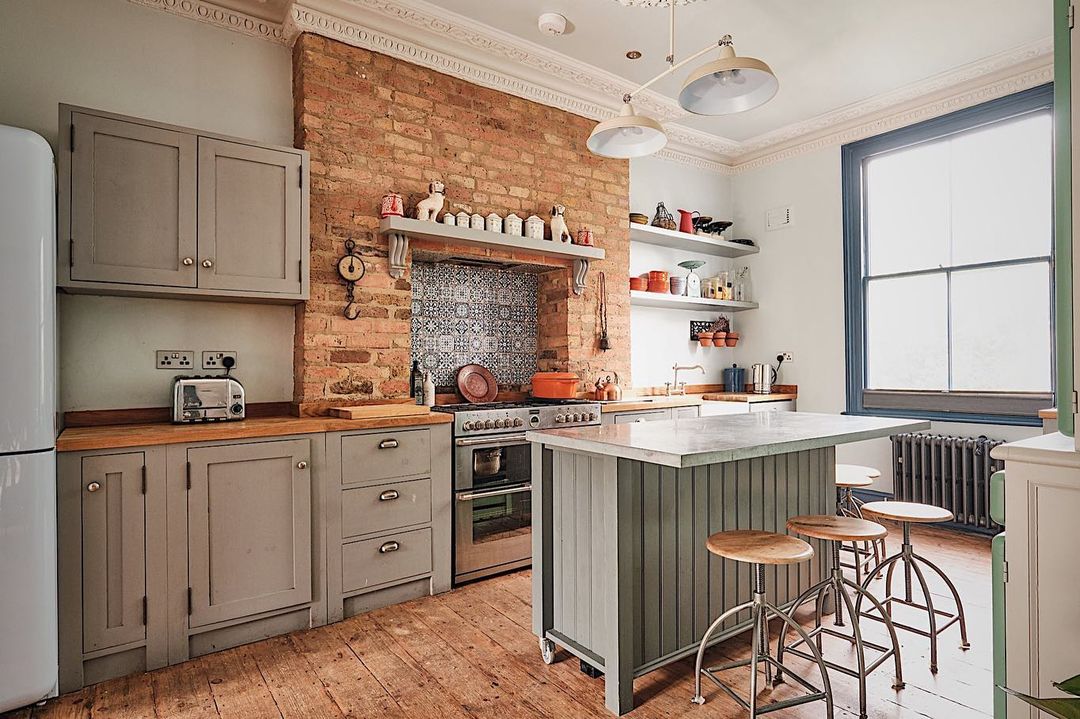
left=456, top=364, right=498, bottom=403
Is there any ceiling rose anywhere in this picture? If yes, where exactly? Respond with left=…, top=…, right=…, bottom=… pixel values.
left=612, top=0, right=700, bottom=7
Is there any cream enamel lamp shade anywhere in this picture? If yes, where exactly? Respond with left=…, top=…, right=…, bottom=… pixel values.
left=679, top=44, right=778, bottom=115
left=586, top=103, right=668, bottom=158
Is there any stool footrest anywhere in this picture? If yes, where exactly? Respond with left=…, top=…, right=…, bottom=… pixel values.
left=700, top=653, right=828, bottom=716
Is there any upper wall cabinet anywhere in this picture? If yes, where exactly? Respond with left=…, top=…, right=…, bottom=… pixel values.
left=59, top=105, right=309, bottom=303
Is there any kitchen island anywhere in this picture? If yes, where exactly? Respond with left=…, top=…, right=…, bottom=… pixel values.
left=527, top=411, right=927, bottom=715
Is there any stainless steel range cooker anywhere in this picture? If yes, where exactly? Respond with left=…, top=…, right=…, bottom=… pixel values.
left=432, top=398, right=601, bottom=584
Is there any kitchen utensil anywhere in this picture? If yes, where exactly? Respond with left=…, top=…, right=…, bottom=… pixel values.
left=530, top=372, right=580, bottom=399
left=678, top=260, right=705, bottom=298
left=629, top=212, right=649, bottom=225
left=629, top=276, right=648, bottom=291
left=485, top=212, right=503, bottom=233
left=598, top=272, right=611, bottom=350
left=504, top=213, right=523, bottom=236
left=606, top=372, right=623, bottom=401
left=328, top=404, right=431, bottom=420
left=692, top=215, right=713, bottom=231
left=752, top=362, right=777, bottom=394
left=722, top=364, right=746, bottom=393
left=669, top=275, right=686, bottom=295
left=380, top=192, right=404, bottom=218
left=651, top=202, right=676, bottom=230
left=470, top=213, right=485, bottom=230
left=473, top=448, right=502, bottom=477
left=457, top=364, right=498, bottom=403
left=677, top=208, right=699, bottom=234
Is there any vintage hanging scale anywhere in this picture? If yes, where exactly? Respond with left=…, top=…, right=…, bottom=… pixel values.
left=337, top=239, right=367, bottom=319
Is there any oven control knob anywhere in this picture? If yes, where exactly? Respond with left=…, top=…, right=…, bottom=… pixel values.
left=484, top=420, right=495, bottom=429
left=589, top=412, right=597, bottom=421
left=513, top=418, right=524, bottom=427
left=462, top=421, right=473, bottom=431
left=529, top=415, right=540, bottom=427
left=495, top=419, right=505, bottom=428
left=572, top=413, right=581, bottom=422
left=554, top=414, right=565, bottom=423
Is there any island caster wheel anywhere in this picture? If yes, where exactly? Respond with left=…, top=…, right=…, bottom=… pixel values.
left=539, top=637, right=557, bottom=665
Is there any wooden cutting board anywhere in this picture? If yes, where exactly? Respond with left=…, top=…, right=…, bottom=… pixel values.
left=327, top=404, right=431, bottom=420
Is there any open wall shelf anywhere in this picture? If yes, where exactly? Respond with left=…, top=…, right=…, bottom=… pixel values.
left=629, top=223, right=759, bottom=258
left=629, top=290, right=758, bottom=312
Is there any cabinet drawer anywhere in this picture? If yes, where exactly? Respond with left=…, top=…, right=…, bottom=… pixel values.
left=341, top=479, right=431, bottom=539
left=342, top=528, right=432, bottom=594
left=612, top=409, right=670, bottom=424
left=340, top=429, right=430, bottom=485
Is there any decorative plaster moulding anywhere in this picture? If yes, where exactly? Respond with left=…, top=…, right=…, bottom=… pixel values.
left=134, top=0, right=1052, bottom=175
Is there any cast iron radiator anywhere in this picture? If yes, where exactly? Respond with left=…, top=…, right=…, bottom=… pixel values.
left=890, top=433, right=1005, bottom=533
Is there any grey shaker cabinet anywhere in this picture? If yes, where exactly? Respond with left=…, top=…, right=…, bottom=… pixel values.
left=59, top=105, right=309, bottom=302
left=186, top=439, right=313, bottom=628
left=69, top=112, right=199, bottom=288
left=80, top=452, right=147, bottom=652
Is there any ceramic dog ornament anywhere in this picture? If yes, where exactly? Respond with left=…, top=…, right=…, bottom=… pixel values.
left=415, top=179, right=446, bottom=222
left=550, top=204, right=571, bottom=243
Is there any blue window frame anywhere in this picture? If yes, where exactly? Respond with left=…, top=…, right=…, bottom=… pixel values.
left=843, top=84, right=1055, bottom=426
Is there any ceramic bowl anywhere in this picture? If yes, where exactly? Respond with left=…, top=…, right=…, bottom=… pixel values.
left=629, top=213, right=649, bottom=225
left=629, top=276, right=648, bottom=291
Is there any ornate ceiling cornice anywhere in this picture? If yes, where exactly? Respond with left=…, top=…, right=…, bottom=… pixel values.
left=130, top=0, right=1053, bottom=175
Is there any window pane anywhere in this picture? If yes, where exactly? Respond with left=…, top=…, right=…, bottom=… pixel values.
left=950, top=112, right=1052, bottom=265
left=865, top=143, right=949, bottom=275
left=866, top=274, right=948, bottom=390
left=950, top=262, right=1053, bottom=392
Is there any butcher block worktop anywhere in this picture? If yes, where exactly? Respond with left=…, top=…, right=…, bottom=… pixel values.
left=56, top=412, right=452, bottom=452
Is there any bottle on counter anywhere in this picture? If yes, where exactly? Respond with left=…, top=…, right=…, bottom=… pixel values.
left=423, top=371, right=436, bottom=408
left=410, top=360, right=424, bottom=405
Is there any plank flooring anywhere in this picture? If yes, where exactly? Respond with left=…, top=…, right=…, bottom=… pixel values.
left=7, top=524, right=992, bottom=719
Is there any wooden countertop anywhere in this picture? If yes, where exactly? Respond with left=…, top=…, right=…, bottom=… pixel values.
left=1039, top=408, right=1058, bottom=420
left=57, top=413, right=452, bottom=453
left=702, top=392, right=798, bottom=403
left=599, top=396, right=702, bottom=413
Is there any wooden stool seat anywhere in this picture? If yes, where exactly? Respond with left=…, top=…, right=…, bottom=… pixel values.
left=861, top=500, right=953, bottom=524
left=787, top=514, right=888, bottom=542
left=705, top=530, right=814, bottom=565
left=836, top=464, right=878, bottom=488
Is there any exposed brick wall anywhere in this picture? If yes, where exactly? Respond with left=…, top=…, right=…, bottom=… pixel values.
left=292, top=33, right=630, bottom=414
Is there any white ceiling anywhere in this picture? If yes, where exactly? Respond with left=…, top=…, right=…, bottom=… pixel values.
left=425, top=0, right=1050, bottom=143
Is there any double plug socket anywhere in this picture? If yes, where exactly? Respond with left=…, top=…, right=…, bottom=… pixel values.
left=156, top=350, right=238, bottom=370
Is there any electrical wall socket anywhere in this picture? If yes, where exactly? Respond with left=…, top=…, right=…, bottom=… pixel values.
left=202, top=351, right=238, bottom=370
left=780, top=352, right=794, bottom=362
left=156, top=350, right=194, bottom=370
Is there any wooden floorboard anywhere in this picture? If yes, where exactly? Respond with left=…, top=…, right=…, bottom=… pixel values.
left=14, top=525, right=993, bottom=719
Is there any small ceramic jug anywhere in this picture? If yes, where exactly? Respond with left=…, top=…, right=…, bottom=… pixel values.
left=485, top=212, right=503, bottom=233
left=380, top=192, right=404, bottom=218
left=470, top=213, right=485, bottom=230
left=504, top=213, right=523, bottom=236
left=524, top=215, right=545, bottom=240
left=442, top=212, right=456, bottom=225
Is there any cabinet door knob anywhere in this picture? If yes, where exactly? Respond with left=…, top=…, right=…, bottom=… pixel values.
left=86, top=482, right=101, bottom=493
left=379, top=490, right=400, bottom=502
left=297, top=461, right=308, bottom=470
left=202, top=259, right=214, bottom=268
left=378, top=439, right=399, bottom=449
left=182, top=257, right=194, bottom=266
left=378, top=541, right=400, bottom=554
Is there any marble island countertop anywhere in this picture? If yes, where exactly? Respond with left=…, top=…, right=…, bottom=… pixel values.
left=527, top=411, right=929, bottom=468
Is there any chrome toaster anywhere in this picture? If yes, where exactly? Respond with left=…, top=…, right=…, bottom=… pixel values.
left=172, top=376, right=246, bottom=423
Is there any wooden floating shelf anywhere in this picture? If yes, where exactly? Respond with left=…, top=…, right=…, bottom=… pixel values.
left=629, top=223, right=759, bottom=258
left=379, top=216, right=605, bottom=295
left=629, top=290, right=758, bottom=312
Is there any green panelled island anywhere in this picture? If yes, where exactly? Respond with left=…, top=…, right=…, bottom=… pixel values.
left=527, top=411, right=927, bottom=715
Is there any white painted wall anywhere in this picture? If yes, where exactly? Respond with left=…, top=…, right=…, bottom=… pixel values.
left=0, top=0, right=296, bottom=410
left=629, top=156, right=739, bottom=387
left=730, top=146, right=1040, bottom=492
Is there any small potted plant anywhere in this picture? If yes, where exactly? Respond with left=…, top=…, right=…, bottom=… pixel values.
left=726, top=331, right=739, bottom=347
left=709, top=317, right=730, bottom=348
left=698, top=331, right=714, bottom=347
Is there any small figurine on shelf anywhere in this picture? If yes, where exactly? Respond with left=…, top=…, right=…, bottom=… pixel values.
left=651, top=202, right=676, bottom=231
left=550, top=204, right=572, bottom=243
left=415, top=179, right=446, bottom=222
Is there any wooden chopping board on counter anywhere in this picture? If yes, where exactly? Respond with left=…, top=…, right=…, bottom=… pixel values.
left=327, top=404, right=431, bottom=420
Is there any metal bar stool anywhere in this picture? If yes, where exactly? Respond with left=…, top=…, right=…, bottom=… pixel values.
left=835, top=464, right=885, bottom=585
left=857, top=501, right=971, bottom=673
left=775, top=515, right=905, bottom=719
left=691, top=530, right=834, bottom=718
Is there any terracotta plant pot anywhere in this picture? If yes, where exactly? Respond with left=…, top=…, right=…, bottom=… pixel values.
left=725, top=332, right=739, bottom=347
left=712, top=331, right=727, bottom=347
left=697, top=332, right=714, bottom=347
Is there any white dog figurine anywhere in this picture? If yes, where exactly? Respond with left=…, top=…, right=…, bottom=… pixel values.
left=550, top=204, right=571, bottom=243
left=415, top=180, right=446, bottom=222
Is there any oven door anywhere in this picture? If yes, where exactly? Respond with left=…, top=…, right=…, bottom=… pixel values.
left=454, top=483, right=532, bottom=583
left=453, top=433, right=531, bottom=492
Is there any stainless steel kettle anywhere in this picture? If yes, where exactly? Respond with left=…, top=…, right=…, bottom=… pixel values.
left=751, top=363, right=777, bottom=394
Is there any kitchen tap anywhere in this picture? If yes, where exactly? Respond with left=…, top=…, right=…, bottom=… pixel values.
left=667, top=364, right=705, bottom=396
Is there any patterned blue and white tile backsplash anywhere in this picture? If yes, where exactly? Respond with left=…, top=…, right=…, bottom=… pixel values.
left=411, top=262, right=539, bottom=386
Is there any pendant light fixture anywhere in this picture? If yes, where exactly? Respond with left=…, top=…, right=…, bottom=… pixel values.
left=587, top=2, right=777, bottom=159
